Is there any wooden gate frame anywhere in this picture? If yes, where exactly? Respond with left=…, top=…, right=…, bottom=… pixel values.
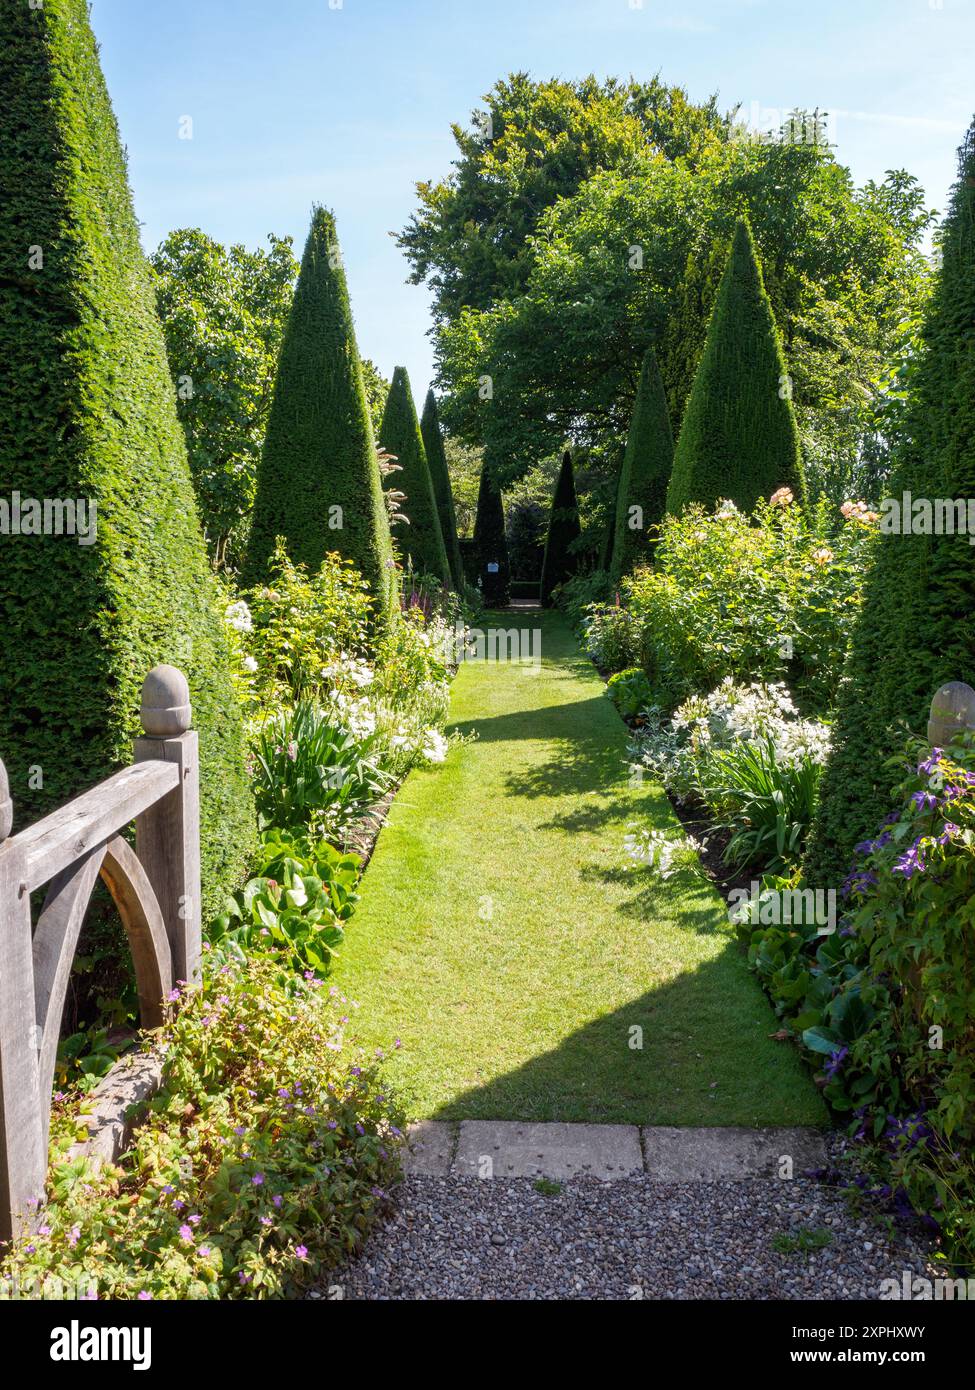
left=0, top=666, right=201, bottom=1241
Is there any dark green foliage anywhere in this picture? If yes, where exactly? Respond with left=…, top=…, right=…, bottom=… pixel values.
left=611, top=349, right=674, bottom=582
left=242, top=208, right=396, bottom=623
left=472, top=464, right=510, bottom=606
left=0, top=0, right=254, bottom=918
left=804, top=122, right=975, bottom=888
left=380, top=370, right=449, bottom=585
left=665, top=220, right=806, bottom=516
left=420, top=390, right=464, bottom=587
left=505, top=499, right=546, bottom=583
left=540, top=451, right=582, bottom=606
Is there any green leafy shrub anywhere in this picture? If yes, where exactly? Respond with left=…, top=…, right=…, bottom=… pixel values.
left=242, top=207, right=396, bottom=627
left=609, top=494, right=876, bottom=714
left=666, top=219, right=806, bottom=516
left=211, top=831, right=360, bottom=978
left=702, top=739, right=824, bottom=872
left=250, top=701, right=390, bottom=842
left=0, top=958, right=404, bottom=1299
left=0, top=0, right=255, bottom=921
left=554, top=569, right=611, bottom=633
left=606, top=668, right=655, bottom=720
left=241, top=542, right=373, bottom=710
left=740, top=737, right=975, bottom=1271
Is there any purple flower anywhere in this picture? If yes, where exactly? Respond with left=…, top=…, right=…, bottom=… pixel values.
left=179, top=1224, right=194, bottom=1244
left=294, top=1244, right=309, bottom=1260
left=824, top=1046, right=848, bottom=1079
left=138, top=1291, right=152, bottom=1301
left=252, top=1173, right=265, bottom=1186
left=273, top=1195, right=283, bottom=1208
left=911, top=790, right=939, bottom=812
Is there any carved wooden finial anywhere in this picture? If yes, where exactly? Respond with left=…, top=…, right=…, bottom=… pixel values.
left=140, top=666, right=191, bottom=737
left=928, top=681, right=975, bottom=747
left=0, top=758, right=12, bottom=841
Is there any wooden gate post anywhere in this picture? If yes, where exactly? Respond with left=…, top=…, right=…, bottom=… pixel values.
left=133, top=667, right=202, bottom=988
left=928, top=681, right=975, bottom=747
left=0, top=759, right=46, bottom=1241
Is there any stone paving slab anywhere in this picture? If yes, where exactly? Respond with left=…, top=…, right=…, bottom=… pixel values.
left=402, top=1121, right=456, bottom=1176
left=641, top=1125, right=827, bottom=1181
left=453, top=1121, right=643, bottom=1180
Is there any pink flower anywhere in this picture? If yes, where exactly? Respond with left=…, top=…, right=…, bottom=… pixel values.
left=179, top=1225, right=194, bottom=1244
left=295, top=1245, right=309, bottom=1260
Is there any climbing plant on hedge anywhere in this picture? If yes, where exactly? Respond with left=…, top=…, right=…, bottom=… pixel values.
left=472, top=463, right=511, bottom=606
left=0, top=0, right=253, bottom=918
left=540, top=450, right=582, bottom=606
left=611, top=349, right=674, bottom=582
left=421, top=389, right=465, bottom=589
left=243, top=208, right=396, bottom=623
left=666, top=220, right=806, bottom=517
left=378, top=370, right=449, bottom=584
left=804, top=121, right=975, bottom=888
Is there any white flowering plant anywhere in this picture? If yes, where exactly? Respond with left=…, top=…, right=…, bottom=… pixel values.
left=632, top=679, right=832, bottom=871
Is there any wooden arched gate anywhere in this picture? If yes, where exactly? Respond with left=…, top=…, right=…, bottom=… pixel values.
left=0, top=666, right=201, bottom=1240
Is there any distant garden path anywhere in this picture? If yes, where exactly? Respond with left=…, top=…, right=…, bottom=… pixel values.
left=336, top=611, right=825, bottom=1127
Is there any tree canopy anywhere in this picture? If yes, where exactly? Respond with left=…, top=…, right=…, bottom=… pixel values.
left=150, top=229, right=299, bottom=570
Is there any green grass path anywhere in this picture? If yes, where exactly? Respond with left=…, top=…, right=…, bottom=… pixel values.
left=335, top=611, right=826, bottom=1127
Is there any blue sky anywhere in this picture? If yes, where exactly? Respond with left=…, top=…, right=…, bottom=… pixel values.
left=92, top=0, right=974, bottom=402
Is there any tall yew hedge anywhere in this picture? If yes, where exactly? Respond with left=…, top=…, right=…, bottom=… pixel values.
left=0, top=0, right=253, bottom=917
left=473, top=463, right=510, bottom=606
left=379, top=369, right=450, bottom=585
left=243, top=208, right=396, bottom=621
left=420, top=389, right=465, bottom=589
left=666, top=220, right=806, bottom=516
left=611, top=349, right=674, bottom=582
left=804, top=121, right=975, bottom=887
left=540, top=450, right=582, bottom=606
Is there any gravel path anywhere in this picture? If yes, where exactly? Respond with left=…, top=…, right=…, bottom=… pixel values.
left=323, top=1173, right=935, bottom=1301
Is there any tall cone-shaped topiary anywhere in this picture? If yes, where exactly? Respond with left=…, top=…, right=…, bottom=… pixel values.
left=0, top=0, right=254, bottom=917
left=666, top=220, right=806, bottom=517
left=243, top=207, right=396, bottom=622
left=804, top=120, right=975, bottom=889
left=421, top=389, right=465, bottom=589
left=473, top=462, right=510, bottom=606
left=380, top=369, right=450, bottom=586
left=611, top=349, right=674, bottom=582
left=540, top=450, right=582, bottom=606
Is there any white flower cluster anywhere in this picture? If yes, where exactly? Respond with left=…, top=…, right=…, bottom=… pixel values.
left=225, top=598, right=253, bottom=634
left=633, top=678, right=831, bottom=799
left=623, top=827, right=704, bottom=880
left=322, top=652, right=374, bottom=690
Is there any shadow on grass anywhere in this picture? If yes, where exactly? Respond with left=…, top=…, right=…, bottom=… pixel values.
left=423, top=938, right=825, bottom=1127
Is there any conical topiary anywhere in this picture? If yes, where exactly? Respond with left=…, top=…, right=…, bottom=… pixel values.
left=0, top=0, right=254, bottom=917
left=611, top=349, right=674, bottom=582
left=421, top=389, right=465, bottom=589
left=804, top=120, right=975, bottom=888
left=666, top=220, right=806, bottom=517
left=473, top=462, right=510, bottom=606
left=243, top=207, right=396, bottom=622
left=380, top=369, right=450, bottom=586
left=540, top=450, right=582, bottom=606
